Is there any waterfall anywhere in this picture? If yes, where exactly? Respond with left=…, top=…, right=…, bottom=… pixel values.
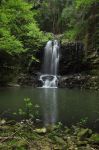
left=40, top=40, right=59, bottom=88
left=39, top=40, right=59, bottom=125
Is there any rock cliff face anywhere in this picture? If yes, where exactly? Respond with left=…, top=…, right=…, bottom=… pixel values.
left=27, top=41, right=99, bottom=89
left=58, top=42, right=99, bottom=89
left=59, top=42, right=85, bottom=75
left=19, top=42, right=87, bottom=88
left=29, top=41, right=85, bottom=75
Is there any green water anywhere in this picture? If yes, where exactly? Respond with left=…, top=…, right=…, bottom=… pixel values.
left=0, top=87, right=99, bottom=128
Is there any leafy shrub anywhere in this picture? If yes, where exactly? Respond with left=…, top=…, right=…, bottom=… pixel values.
left=14, top=98, right=40, bottom=121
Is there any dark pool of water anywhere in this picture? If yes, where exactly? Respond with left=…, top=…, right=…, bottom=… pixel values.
left=0, top=87, right=99, bottom=129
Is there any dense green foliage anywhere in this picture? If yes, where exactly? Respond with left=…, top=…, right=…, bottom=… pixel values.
left=0, top=0, right=51, bottom=54
left=58, top=0, right=98, bottom=43
left=35, top=0, right=68, bottom=33
left=31, top=0, right=98, bottom=51
left=0, top=0, right=98, bottom=53
left=14, top=98, right=40, bottom=120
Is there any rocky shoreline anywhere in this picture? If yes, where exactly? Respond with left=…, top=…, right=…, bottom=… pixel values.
left=0, top=119, right=99, bottom=150
left=58, top=74, right=99, bottom=90
left=14, top=73, right=99, bottom=90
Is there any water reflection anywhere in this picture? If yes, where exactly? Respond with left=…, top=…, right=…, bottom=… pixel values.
left=0, top=87, right=99, bottom=129
left=41, top=88, right=57, bottom=125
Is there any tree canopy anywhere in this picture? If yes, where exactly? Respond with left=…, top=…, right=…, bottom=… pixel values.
left=0, top=0, right=98, bottom=53
left=0, top=0, right=51, bottom=54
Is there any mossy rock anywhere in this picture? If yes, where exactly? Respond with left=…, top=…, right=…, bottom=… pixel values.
left=34, top=127, right=47, bottom=134
left=77, top=141, right=88, bottom=146
left=0, top=139, right=28, bottom=150
left=53, top=136, right=66, bottom=145
left=77, top=128, right=92, bottom=140
left=90, top=134, right=99, bottom=144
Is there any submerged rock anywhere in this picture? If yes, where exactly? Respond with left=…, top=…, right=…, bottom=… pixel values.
left=7, top=83, right=20, bottom=87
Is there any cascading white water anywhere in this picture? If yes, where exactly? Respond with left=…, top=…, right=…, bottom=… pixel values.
left=40, top=40, right=59, bottom=88
left=39, top=40, right=59, bottom=125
